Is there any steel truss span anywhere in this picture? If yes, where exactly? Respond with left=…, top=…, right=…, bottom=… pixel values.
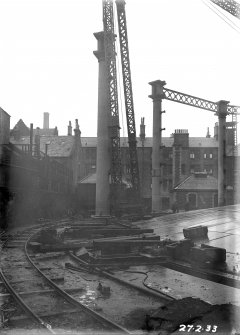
left=210, top=0, right=240, bottom=19
left=163, top=88, right=239, bottom=115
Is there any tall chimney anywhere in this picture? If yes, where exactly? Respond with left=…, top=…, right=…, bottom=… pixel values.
left=43, top=112, right=49, bottom=129
left=68, top=121, right=72, bottom=136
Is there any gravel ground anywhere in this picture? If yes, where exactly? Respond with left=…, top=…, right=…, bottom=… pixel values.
left=35, top=255, right=166, bottom=331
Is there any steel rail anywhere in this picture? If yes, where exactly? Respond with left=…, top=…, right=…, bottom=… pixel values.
left=69, top=251, right=174, bottom=301
left=25, top=232, right=131, bottom=334
left=0, top=229, right=55, bottom=334
left=0, top=268, right=55, bottom=333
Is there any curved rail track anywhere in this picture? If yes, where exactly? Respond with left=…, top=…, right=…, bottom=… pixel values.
left=0, top=223, right=131, bottom=334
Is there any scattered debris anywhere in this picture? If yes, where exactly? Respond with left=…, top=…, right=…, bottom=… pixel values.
left=142, top=298, right=240, bottom=334
left=191, top=244, right=226, bottom=263
left=97, top=282, right=111, bottom=295
left=166, top=239, right=194, bottom=259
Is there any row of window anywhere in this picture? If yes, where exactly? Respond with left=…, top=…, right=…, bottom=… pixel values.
left=190, top=153, right=213, bottom=159
left=190, top=168, right=213, bottom=174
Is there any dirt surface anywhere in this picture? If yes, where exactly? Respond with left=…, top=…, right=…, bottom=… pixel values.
left=38, top=255, right=166, bottom=331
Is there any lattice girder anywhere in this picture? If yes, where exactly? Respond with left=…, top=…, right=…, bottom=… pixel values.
left=163, top=88, right=239, bottom=116
left=116, top=0, right=140, bottom=195
left=103, top=0, right=122, bottom=187
left=210, top=0, right=240, bottom=19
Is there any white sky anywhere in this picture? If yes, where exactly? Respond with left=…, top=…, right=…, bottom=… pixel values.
left=0, top=0, right=240, bottom=138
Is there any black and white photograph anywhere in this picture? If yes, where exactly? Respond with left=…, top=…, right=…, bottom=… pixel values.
left=0, top=0, right=240, bottom=334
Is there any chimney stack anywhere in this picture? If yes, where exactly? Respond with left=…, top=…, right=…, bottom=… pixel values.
left=206, top=127, right=211, bottom=138
left=68, top=121, right=72, bottom=136
left=43, top=112, right=49, bottom=129
left=74, top=119, right=81, bottom=137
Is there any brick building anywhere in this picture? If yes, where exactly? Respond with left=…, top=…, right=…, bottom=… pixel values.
left=0, top=112, right=83, bottom=226
left=78, top=124, right=236, bottom=212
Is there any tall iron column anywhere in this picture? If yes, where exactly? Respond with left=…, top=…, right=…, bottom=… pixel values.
left=93, top=32, right=111, bottom=216
left=216, top=100, right=229, bottom=207
left=149, top=80, right=166, bottom=213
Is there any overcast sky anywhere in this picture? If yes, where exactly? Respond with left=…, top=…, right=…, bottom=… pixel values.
left=0, top=0, right=240, bottom=138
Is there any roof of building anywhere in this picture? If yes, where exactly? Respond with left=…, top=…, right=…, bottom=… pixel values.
left=11, top=119, right=58, bottom=137
left=80, top=136, right=219, bottom=148
left=174, top=173, right=218, bottom=191
left=10, top=135, right=76, bottom=157
left=79, top=173, right=131, bottom=186
left=33, top=128, right=58, bottom=136
left=0, top=107, right=10, bottom=117
left=11, top=119, right=30, bottom=136
left=79, top=173, right=96, bottom=184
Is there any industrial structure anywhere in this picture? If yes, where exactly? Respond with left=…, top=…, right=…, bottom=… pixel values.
left=1, top=0, right=239, bottom=223
left=149, top=80, right=239, bottom=212
left=94, top=0, right=140, bottom=217
left=1, top=1, right=240, bottom=333
left=93, top=0, right=239, bottom=216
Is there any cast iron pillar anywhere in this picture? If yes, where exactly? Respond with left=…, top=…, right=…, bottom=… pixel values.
left=93, top=32, right=111, bottom=216
left=216, top=100, right=229, bottom=207
left=149, top=80, right=166, bottom=213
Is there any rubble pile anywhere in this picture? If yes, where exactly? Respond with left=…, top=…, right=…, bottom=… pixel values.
left=142, top=297, right=240, bottom=334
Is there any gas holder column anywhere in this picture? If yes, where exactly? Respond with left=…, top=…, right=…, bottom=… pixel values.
left=216, top=100, right=229, bottom=207
left=93, top=32, right=111, bottom=216
left=149, top=80, right=166, bottom=213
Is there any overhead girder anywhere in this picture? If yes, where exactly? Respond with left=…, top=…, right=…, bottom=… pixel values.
left=163, top=88, right=239, bottom=115
left=163, top=87, right=239, bottom=149
left=210, top=0, right=240, bottom=19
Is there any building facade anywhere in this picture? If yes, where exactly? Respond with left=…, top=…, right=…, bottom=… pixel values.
left=78, top=124, right=236, bottom=212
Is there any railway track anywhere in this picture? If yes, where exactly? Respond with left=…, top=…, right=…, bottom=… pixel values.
left=24, top=229, right=174, bottom=332
left=3, top=213, right=238, bottom=333
left=0, top=223, right=131, bottom=334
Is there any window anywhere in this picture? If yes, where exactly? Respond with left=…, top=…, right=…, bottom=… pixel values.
left=190, top=153, right=195, bottom=159
left=204, top=153, right=207, bottom=159
left=209, top=153, right=213, bottom=159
